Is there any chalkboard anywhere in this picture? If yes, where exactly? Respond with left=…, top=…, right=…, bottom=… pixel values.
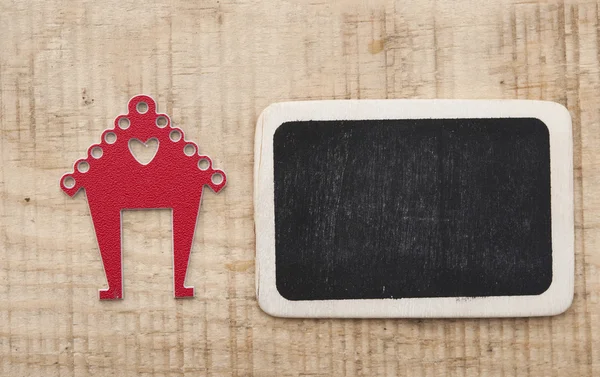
left=273, top=118, right=552, bottom=300
left=255, top=100, right=573, bottom=318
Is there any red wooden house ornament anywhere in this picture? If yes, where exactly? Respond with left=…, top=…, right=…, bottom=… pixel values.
left=60, top=95, right=227, bottom=299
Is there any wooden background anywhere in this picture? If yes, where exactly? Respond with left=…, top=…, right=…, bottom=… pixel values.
left=0, top=0, right=598, bottom=375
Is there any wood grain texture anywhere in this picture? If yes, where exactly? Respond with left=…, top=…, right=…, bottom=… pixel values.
left=0, top=0, right=597, bottom=375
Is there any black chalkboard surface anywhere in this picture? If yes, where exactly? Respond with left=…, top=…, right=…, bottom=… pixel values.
left=273, top=118, right=552, bottom=301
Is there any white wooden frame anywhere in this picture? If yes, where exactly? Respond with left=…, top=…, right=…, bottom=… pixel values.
left=254, top=100, right=574, bottom=318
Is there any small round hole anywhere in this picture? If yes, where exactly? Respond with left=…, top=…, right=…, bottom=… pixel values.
left=198, top=158, right=209, bottom=171
left=136, top=102, right=148, bottom=114
left=184, top=144, right=196, bottom=156
left=63, top=176, right=75, bottom=188
left=211, top=173, right=223, bottom=185
left=105, top=132, right=117, bottom=144
left=77, top=161, right=90, bottom=173
left=156, top=116, right=167, bottom=128
left=91, top=147, right=103, bottom=159
left=118, top=118, right=130, bottom=129
left=169, top=130, right=182, bottom=142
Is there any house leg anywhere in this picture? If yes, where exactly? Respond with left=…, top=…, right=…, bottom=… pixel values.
left=89, top=207, right=123, bottom=300
left=172, top=204, right=200, bottom=298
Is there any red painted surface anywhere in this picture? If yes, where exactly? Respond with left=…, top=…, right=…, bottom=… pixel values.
left=60, top=95, right=226, bottom=299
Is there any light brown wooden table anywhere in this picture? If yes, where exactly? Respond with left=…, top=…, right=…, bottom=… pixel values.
left=0, top=0, right=598, bottom=376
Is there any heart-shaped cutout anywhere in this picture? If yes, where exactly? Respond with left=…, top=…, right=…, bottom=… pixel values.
left=128, top=138, right=159, bottom=165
